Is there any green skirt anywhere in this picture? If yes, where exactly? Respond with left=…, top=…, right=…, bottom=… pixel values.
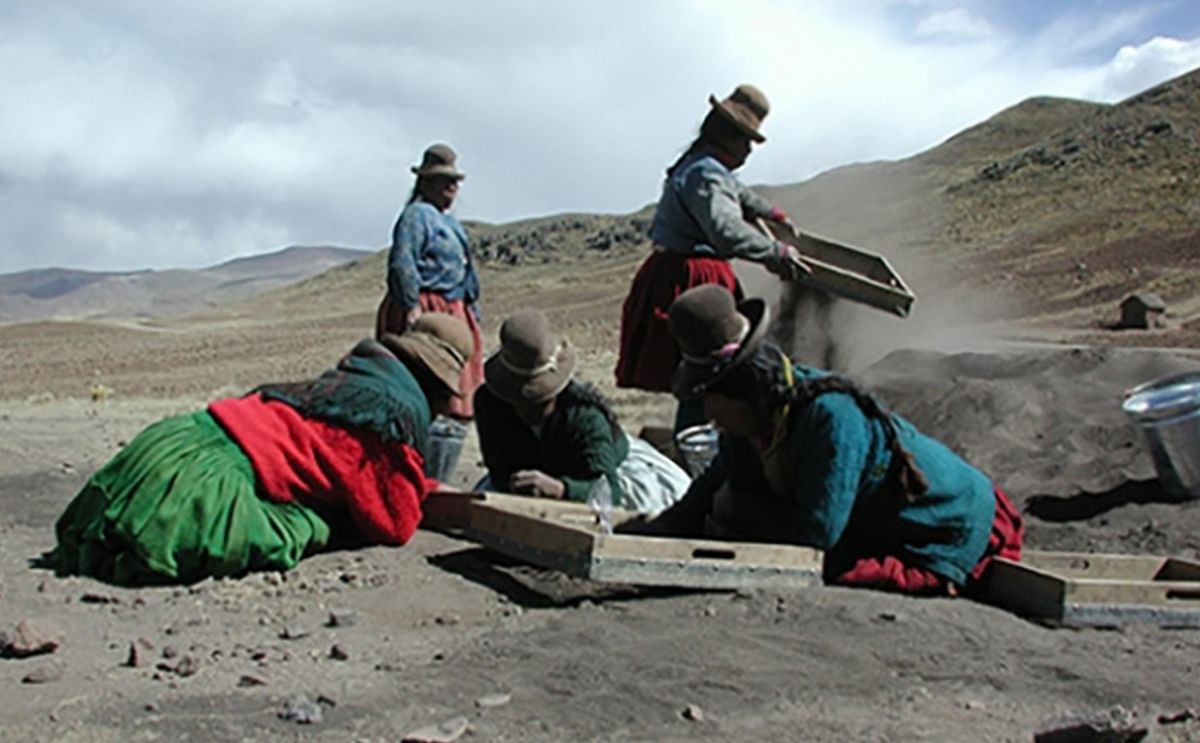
left=53, top=410, right=331, bottom=586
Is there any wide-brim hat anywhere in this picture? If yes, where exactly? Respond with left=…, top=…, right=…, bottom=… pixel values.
left=411, top=143, right=466, bottom=180
left=484, top=310, right=577, bottom=404
left=381, top=314, right=474, bottom=398
left=708, top=83, right=769, bottom=143
left=669, top=285, right=771, bottom=400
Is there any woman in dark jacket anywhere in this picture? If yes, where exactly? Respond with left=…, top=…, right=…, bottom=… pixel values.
left=475, top=310, right=690, bottom=514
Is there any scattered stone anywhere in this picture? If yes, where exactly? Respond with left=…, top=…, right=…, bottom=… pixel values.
left=1034, top=706, right=1148, bottom=743
left=475, top=692, right=512, bottom=708
left=22, top=662, right=65, bottom=684
left=238, top=673, right=268, bottom=687
left=80, top=592, right=121, bottom=605
left=329, top=644, right=349, bottom=661
left=125, top=642, right=144, bottom=668
left=1159, top=709, right=1196, bottom=725
left=161, top=645, right=178, bottom=660
left=316, top=694, right=337, bottom=707
left=402, top=715, right=470, bottom=743
left=327, top=609, right=359, bottom=628
left=280, top=625, right=311, bottom=641
left=279, top=694, right=323, bottom=725
left=681, top=703, right=704, bottom=722
left=3, top=619, right=64, bottom=658
left=157, top=654, right=199, bottom=678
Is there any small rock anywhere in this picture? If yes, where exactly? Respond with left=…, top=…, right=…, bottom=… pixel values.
left=681, top=703, right=704, bottom=722
left=402, top=715, right=470, bottom=743
left=1159, top=709, right=1197, bottom=725
left=964, top=700, right=986, bottom=711
left=80, top=592, right=120, bottom=605
left=433, top=614, right=460, bottom=626
left=22, top=662, right=65, bottom=684
left=327, top=609, right=359, bottom=628
left=475, top=692, right=512, bottom=708
left=144, top=702, right=159, bottom=713
left=876, top=612, right=899, bottom=622
left=280, top=625, right=311, bottom=640
left=702, top=606, right=716, bottom=617
left=158, top=654, right=199, bottom=678
left=1034, top=705, right=1148, bottom=742
left=238, top=673, right=268, bottom=687
left=329, top=644, right=349, bottom=661
left=161, top=645, right=178, bottom=660
left=125, top=642, right=143, bottom=668
left=279, top=694, right=323, bottom=725
left=317, top=694, right=337, bottom=707
left=4, top=619, right=64, bottom=658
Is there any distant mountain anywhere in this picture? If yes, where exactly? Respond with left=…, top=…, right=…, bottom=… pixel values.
left=0, top=246, right=372, bottom=322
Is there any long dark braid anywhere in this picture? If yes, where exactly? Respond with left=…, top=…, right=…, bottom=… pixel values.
left=665, top=109, right=749, bottom=176
left=555, top=380, right=623, bottom=440
left=712, top=342, right=929, bottom=503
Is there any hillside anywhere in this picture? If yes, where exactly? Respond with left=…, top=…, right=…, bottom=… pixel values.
left=0, top=245, right=371, bottom=323
left=2, top=68, right=1198, bottom=402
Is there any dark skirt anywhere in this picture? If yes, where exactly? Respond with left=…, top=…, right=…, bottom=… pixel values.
left=614, top=251, right=740, bottom=392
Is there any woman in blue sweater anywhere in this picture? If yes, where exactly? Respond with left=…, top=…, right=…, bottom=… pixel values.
left=631, top=285, right=1024, bottom=595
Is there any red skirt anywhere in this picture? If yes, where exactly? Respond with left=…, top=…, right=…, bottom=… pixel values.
left=824, top=486, right=1025, bottom=596
left=614, top=251, right=740, bottom=392
left=375, top=291, right=484, bottom=420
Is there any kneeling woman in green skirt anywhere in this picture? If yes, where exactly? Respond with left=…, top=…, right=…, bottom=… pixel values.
left=52, top=314, right=474, bottom=586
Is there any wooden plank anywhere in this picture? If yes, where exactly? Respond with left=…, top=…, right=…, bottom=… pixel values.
left=1020, top=550, right=1168, bottom=580
left=984, top=558, right=1067, bottom=621
left=421, top=490, right=486, bottom=531
left=758, top=220, right=916, bottom=317
left=1067, top=579, right=1200, bottom=608
left=459, top=494, right=824, bottom=590
left=984, top=554, right=1200, bottom=627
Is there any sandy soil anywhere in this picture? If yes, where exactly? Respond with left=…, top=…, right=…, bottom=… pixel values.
left=4, top=260, right=1200, bottom=741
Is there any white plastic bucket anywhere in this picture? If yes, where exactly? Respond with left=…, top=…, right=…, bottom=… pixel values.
left=675, top=423, right=719, bottom=478
left=1122, top=371, right=1200, bottom=500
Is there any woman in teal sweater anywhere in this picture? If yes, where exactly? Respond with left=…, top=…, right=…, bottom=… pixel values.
left=631, top=285, right=1023, bottom=594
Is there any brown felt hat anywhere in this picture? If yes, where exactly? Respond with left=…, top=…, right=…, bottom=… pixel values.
left=381, top=313, right=474, bottom=398
left=669, top=284, right=770, bottom=399
left=708, top=84, right=770, bottom=143
left=484, top=310, right=577, bottom=404
left=411, top=143, right=465, bottom=180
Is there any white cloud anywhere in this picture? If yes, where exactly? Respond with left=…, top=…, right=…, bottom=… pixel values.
left=915, top=8, right=994, bottom=39
left=0, top=1, right=1197, bottom=273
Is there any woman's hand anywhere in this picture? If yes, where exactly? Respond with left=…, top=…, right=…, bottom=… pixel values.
left=510, top=470, right=566, bottom=499
left=766, top=243, right=812, bottom=282
left=403, top=305, right=423, bottom=330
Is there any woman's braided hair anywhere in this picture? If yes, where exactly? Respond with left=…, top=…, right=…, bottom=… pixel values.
left=708, top=340, right=929, bottom=503
left=555, top=380, right=623, bottom=441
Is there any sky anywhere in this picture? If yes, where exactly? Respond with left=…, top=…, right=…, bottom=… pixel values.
left=3, top=0, right=1200, bottom=274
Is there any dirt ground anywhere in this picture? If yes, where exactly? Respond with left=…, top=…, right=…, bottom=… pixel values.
left=3, top=253, right=1200, bottom=741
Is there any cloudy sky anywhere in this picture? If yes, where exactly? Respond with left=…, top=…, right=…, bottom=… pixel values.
left=3, top=1, right=1199, bottom=273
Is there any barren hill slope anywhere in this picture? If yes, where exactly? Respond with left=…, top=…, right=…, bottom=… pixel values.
left=0, top=245, right=370, bottom=323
